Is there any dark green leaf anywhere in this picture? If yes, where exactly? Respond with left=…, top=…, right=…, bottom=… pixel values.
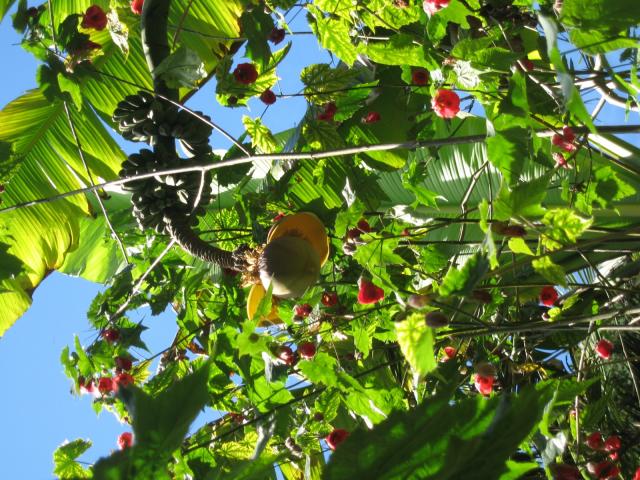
left=324, top=384, right=555, bottom=479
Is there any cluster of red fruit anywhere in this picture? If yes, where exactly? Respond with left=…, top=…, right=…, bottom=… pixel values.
left=78, top=328, right=135, bottom=396
left=274, top=341, right=317, bottom=366
left=552, top=126, right=578, bottom=169
left=552, top=431, right=639, bottom=479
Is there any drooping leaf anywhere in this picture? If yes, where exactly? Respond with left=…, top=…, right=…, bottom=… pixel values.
left=324, top=384, right=555, bottom=479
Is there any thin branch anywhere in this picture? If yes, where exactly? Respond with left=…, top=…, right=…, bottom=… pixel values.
left=62, top=102, right=130, bottom=265
left=3, top=124, right=639, bottom=215
left=109, top=239, right=176, bottom=321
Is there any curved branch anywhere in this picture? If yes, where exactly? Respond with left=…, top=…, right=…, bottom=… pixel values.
left=139, top=0, right=240, bottom=269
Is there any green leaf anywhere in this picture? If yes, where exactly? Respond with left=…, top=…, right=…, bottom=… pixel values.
left=0, top=0, right=17, bottom=23
left=94, top=363, right=211, bottom=479
left=494, top=173, right=551, bottom=221
left=300, top=64, right=363, bottom=103
left=487, top=128, right=530, bottom=186
left=53, top=439, right=92, bottom=479
left=364, top=34, right=426, bottom=66
left=508, top=237, right=534, bottom=256
left=309, top=7, right=359, bottom=65
left=560, top=0, right=640, bottom=33
left=540, top=209, right=592, bottom=251
left=298, top=352, right=339, bottom=387
left=352, top=235, right=407, bottom=288
left=239, top=8, right=273, bottom=69
left=57, top=74, right=83, bottom=111
left=395, top=312, right=437, bottom=377
left=0, top=241, right=23, bottom=281
left=439, top=252, right=490, bottom=297
left=242, top=116, right=279, bottom=154
left=59, top=215, right=124, bottom=283
left=324, top=384, right=555, bottom=479
left=532, top=256, right=567, bottom=287
left=154, top=46, right=207, bottom=89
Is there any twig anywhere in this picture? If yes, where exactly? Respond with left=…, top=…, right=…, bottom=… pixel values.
left=62, top=102, right=130, bottom=265
left=3, top=124, right=639, bottom=215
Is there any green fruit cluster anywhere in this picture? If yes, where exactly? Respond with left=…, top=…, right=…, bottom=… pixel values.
left=120, top=148, right=212, bottom=233
left=112, top=91, right=213, bottom=156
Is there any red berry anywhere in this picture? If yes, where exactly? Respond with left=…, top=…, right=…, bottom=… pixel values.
left=115, top=356, right=133, bottom=371
left=552, top=126, right=577, bottom=153
left=550, top=464, right=582, bottom=480
left=362, top=111, right=381, bottom=124
left=298, top=342, right=316, bottom=360
left=321, top=292, right=338, bottom=307
left=586, top=431, right=604, bottom=450
left=539, top=286, right=558, bottom=307
left=411, top=68, right=429, bottom=86
left=229, top=412, right=245, bottom=423
left=272, top=212, right=285, bottom=222
left=604, top=435, right=621, bottom=452
left=357, top=278, right=385, bottom=305
left=102, top=328, right=120, bottom=343
left=130, top=0, right=144, bottom=15
left=268, top=27, right=285, bottom=45
left=443, top=346, right=457, bottom=360
left=117, top=432, right=133, bottom=450
left=276, top=345, right=295, bottom=365
left=431, top=89, right=460, bottom=119
left=553, top=152, right=571, bottom=169
left=633, top=467, right=640, bottom=480
left=294, top=304, right=313, bottom=318
left=260, top=89, right=276, bottom=105
left=79, top=377, right=94, bottom=395
left=81, top=5, right=108, bottom=30
left=318, top=102, right=337, bottom=121
left=592, top=461, right=620, bottom=480
left=356, top=219, right=371, bottom=232
left=113, top=372, right=134, bottom=391
left=97, top=376, right=113, bottom=395
left=518, top=58, right=535, bottom=71
left=423, top=0, right=450, bottom=15
left=233, top=63, right=258, bottom=85
left=474, top=374, right=494, bottom=395
left=595, top=339, right=614, bottom=359
left=325, top=428, right=350, bottom=450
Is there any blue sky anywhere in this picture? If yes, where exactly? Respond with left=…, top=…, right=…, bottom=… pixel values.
left=0, top=6, right=330, bottom=478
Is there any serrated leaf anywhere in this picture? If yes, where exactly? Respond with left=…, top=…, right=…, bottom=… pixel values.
left=298, top=352, right=339, bottom=387
left=395, top=312, right=436, bottom=377
left=494, top=173, right=551, bottom=221
left=53, top=439, right=92, bottom=479
left=532, top=256, right=567, bottom=287
left=242, top=116, right=279, bottom=154
left=540, top=209, right=592, bottom=251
